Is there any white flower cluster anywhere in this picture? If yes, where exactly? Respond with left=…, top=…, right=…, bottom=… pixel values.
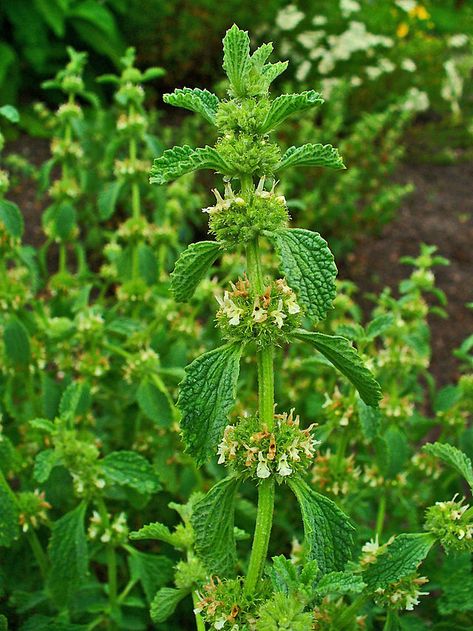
left=275, top=4, right=305, bottom=31
left=123, top=347, right=160, bottom=382
left=374, top=576, right=429, bottom=611
left=216, top=278, right=300, bottom=330
left=76, top=309, right=104, bottom=334
left=432, top=495, right=473, bottom=542
left=88, top=510, right=129, bottom=543
left=203, top=182, right=245, bottom=216
left=340, top=0, right=360, bottom=18
left=217, top=410, right=320, bottom=480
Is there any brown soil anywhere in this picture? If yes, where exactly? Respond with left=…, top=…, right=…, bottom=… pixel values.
left=6, top=135, right=473, bottom=386
left=341, top=162, right=473, bottom=386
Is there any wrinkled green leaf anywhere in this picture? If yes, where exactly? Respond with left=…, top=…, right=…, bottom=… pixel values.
left=357, top=398, right=381, bottom=440
left=136, top=379, right=173, bottom=427
left=363, top=533, right=435, bottom=591
left=164, top=88, right=219, bottom=124
left=102, top=451, right=160, bottom=494
left=178, top=344, right=242, bottom=465
left=150, top=145, right=230, bottom=185
left=191, top=476, right=240, bottom=576
left=150, top=587, right=189, bottom=624
left=260, top=91, right=323, bottom=133
left=315, top=571, right=366, bottom=597
left=288, top=477, right=355, bottom=574
left=129, top=521, right=176, bottom=546
left=222, top=24, right=251, bottom=96
left=128, top=549, right=174, bottom=603
left=268, top=228, right=337, bottom=322
left=437, top=554, right=473, bottom=615
left=59, top=382, right=90, bottom=419
left=0, top=199, right=23, bottom=237
left=267, top=555, right=319, bottom=597
left=98, top=180, right=122, bottom=220
left=276, top=143, right=345, bottom=172
left=423, top=442, right=473, bottom=488
left=365, top=314, right=395, bottom=340
left=0, top=474, right=19, bottom=547
left=47, top=503, right=88, bottom=605
left=33, top=449, right=59, bottom=484
left=294, top=331, right=382, bottom=406
left=3, top=317, right=30, bottom=366
left=171, top=241, right=220, bottom=302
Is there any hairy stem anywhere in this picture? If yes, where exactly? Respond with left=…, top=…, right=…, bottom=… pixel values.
left=376, top=491, right=386, bottom=540
left=244, top=205, right=276, bottom=595
left=96, top=497, right=119, bottom=619
left=334, top=594, right=368, bottom=629
left=129, top=103, right=141, bottom=280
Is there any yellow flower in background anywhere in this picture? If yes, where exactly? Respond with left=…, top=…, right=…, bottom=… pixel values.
left=397, top=22, right=410, bottom=38
left=411, top=5, right=430, bottom=20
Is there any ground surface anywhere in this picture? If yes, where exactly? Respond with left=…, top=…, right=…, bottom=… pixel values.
left=7, top=136, right=473, bottom=386
left=341, top=162, right=473, bottom=386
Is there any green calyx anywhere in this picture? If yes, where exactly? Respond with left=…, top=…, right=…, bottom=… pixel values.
left=216, top=277, right=302, bottom=348
left=207, top=179, right=288, bottom=248
left=216, top=133, right=281, bottom=178
left=217, top=410, right=319, bottom=482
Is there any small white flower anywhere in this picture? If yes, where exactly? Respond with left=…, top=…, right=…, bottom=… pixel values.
left=271, top=299, right=287, bottom=328
left=252, top=297, right=268, bottom=323
left=285, top=295, right=300, bottom=314
left=256, top=452, right=271, bottom=478
left=277, top=454, right=293, bottom=477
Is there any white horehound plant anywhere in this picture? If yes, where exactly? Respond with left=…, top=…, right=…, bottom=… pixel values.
left=130, top=25, right=471, bottom=630
left=147, top=23, right=381, bottom=627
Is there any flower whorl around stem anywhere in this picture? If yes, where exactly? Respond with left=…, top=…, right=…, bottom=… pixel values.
left=216, top=277, right=302, bottom=348
left=216, top=410, right=320, bottom=481
left=205, top=178, right=289, bottom=249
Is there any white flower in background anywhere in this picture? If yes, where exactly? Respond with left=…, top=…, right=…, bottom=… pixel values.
left=366, top=66, right=383, bottom=80
left=442, top=59, right=463, bottom=115
left=320, top=77, right=340, bottom=98
left=275, top=4, right=305, bottom=31
left=379, top=58, right=395, bottom=73
left=297, top=30, right=325, bottom=49
left=318, top=55, right=335, bottom=75
left=402, top=87, right=430, bottom=112
left=340, top=0, right=360, bottom=18
left=295, top=59, right=312, bottom=81
left=395, top=0, right=416, bottom=11
left=280, top=38, right=292, bottom=57
left=351, top=76, right=362, bottom=86
left=401, top=58, right=417, bottom=72
left=309, top=46, right=326, bottom=60
left=448, top=34, right=468, bottom=48
left=312, top=15, right=327, bottom=26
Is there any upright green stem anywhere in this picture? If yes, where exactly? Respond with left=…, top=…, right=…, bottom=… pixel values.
left=243, top=177, right=276, bottom=596
left=129, top=103, right=141, bottom=280
left=376, top=492, right=386, bottom=540
left=334, top=594, right=368, bottom=629
left=96, top=497, right=118, bottom=620
left=27, top=529, right=49, bottom=580
left=59, top=243, right=67, bottom=273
